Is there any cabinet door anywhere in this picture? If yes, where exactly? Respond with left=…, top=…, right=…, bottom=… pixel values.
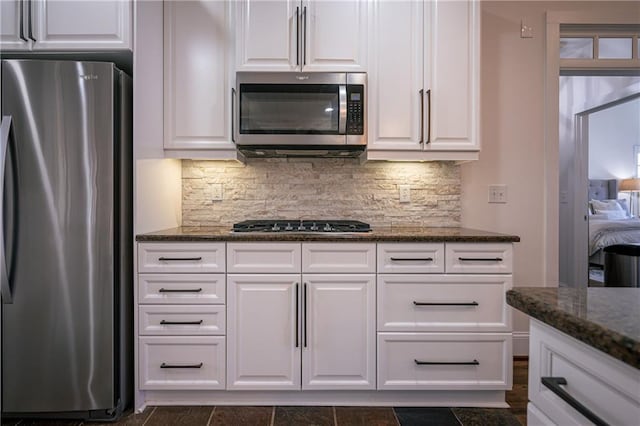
left=367, top=0, right=423, bottom=150
left=302, top=274, right=375, bottom=390
left=227, top=274, right=301, bottom=390
left=31, top=0, right=131, bottom=50
left=235, top=0, right=299, bottom=71
left=0, top=0, right=30, bottom=50
left=164, top=0, right=235, bottom=150
left=301, top=0, right=367, bottom=72
left=424, top=0, right=479, bottom=151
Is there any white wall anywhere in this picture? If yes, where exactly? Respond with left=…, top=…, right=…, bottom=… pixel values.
left=589, top=97, right=640, bottom=179
left=461, top=1, right=640, bottom=353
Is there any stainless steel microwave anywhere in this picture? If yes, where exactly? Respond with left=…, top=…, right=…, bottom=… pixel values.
left=233, top=72, right=366, bottom=157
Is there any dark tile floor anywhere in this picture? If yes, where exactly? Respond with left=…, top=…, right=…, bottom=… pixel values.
left=3, top=360, right=528, bottom=426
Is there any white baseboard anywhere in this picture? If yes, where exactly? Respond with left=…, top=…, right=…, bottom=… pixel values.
left=513, top=331, right=530, bottom=356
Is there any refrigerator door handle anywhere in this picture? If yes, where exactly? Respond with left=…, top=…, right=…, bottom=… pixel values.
left=1, top=115, right=14, bottom=304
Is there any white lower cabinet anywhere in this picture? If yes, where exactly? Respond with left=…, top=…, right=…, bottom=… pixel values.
left=226, top=243, right=376, bottom=391
left=137, top=243, right=227, bottom=392
left=528, top=319, right=640, bottom=425
left=376, top=243, right=513, bottom=391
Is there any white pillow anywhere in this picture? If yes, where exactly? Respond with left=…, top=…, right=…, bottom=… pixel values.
left=591, top=199, right=623, bottom=212
left=594, top=209, right=628, bottom=220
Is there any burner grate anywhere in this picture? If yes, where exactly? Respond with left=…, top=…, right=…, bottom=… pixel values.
left=232, top=220, right=371, bottom=233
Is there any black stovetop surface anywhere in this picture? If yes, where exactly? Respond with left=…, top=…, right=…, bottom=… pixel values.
left=232, top=220, right=371, bottom=233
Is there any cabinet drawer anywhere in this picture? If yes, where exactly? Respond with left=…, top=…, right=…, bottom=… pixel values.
left=529, top=320, right=640, bottom=426
left=302, top=243, right=375, bottom=273
left=138, top=243, right=225, bottom=273
left=377, top=275, right=511, bottom=332
left=138, top=273, right=225, bottom=304
left=377, top=333, right=512, bottom=390
left=445, top=243, right=512, bottom=274
left=139, top=305, right=225, bottom=335
left=139, top=336, right=226, bottom=390
left=377, top=243, right=445, bottom=273
left=227, top=243, right=301, bottom=273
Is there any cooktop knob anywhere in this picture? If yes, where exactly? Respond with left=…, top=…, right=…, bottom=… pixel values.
left=272, top=224, right=280, bottom=231
left=310, top=222, right=319, bottom=231
left=285, top=223, right=293, bottom=231
left=323, top=223, right=333, bottom=232
left=298, top=224, right=306, bottom=231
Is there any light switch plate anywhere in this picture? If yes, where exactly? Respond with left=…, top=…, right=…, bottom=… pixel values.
left=488, top=184, right=507, bottom=203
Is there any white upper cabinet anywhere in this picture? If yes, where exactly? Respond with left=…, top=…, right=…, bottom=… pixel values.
left=367, top=0, right=479, bottom=161
left=163, top=0, right=235, bottom=152
left=235, top=0, right=367, bottom=72
left=0, top=0, right=132, bottom=51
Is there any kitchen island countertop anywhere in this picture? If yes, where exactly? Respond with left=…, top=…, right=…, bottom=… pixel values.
left=135, top=226, right=520, bottom=243
left=507, top=287, right=640, bottom=369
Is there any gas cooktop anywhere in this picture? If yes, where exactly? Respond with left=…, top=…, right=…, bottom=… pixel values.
left=232, top=220, right=371, bottom=233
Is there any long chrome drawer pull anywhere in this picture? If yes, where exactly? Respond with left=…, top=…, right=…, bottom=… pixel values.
left=295, top=283, right=299, bottom=348
left=413, top=301, right=479, bottom=306
left=541, top=377, right=609, bottom=426
left=458, top=257, right=503, bottom=262
left=390, top=257, right=433, bottom=262
left=160, top=320, right=203, bottom=325
left=160, top=362, right=203, bottom=369
left=158, top=288, right=203, bottom=293
left=414, top=359, right=479, bottom=366
left=158, top=256, right=202, bottom=261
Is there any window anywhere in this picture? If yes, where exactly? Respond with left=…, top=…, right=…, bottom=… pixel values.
left=559, top=25, right=640, bottom=69
left=635, top=145, right=640, bottom=178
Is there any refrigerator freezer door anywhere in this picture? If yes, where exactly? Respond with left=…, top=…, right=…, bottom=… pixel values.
left=1, top=60, right=115, bottom=413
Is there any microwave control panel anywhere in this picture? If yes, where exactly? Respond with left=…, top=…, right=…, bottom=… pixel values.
left=346, top=85, right=364, bottom=135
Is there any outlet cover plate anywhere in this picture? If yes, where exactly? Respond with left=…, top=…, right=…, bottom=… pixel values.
left=399, top=185, right=411, bottom=203
left=488, top=184, right=507, bottom=203
left=210, top=183, right=223, bottom=201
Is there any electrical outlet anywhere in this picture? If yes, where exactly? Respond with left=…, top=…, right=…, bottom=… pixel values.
left=399, top=185, right=411, bottom=203
left=210, top=183, right=223, bottom=201
left=488, top=184, right=507, bottom=203
left=520, top=19, right=533, bottom=38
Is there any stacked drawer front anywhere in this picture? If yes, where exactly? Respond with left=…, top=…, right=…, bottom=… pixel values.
left=138, top=243, right=226, bottom=390
left=377, top=243, right=513, bottom=390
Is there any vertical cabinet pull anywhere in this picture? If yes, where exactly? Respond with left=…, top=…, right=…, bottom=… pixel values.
left=231, top=88, right=236, bottom=143
left=295, top=7, right=300, bottom=66
left=303, top=282, right=308, bottom=348
left=19, top=0, right=28, bottom=42
left=28, top=0, right=35, bottom=42
left=295, top=283, right=299, bottom=348
left=425, top=89, right=431, bottom=144
left=419, top=89, right=424, bottom=144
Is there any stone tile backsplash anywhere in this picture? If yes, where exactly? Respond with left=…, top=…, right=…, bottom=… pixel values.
left=182, top=158, right=460, bottom=227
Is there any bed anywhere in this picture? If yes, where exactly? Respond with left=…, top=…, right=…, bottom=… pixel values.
left=588, top=179, right=640, bottom=266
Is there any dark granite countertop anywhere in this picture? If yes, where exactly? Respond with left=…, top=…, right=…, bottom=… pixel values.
left=135, top=226, right=520, bottom=243
left=507, top=287, right=640, bottom=369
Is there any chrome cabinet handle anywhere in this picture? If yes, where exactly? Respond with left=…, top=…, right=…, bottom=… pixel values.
left=425, top=89, right=431, bottom=144
left=458, top=257, right=503, bottom=262
left=413, top=301, right=479, bottom=306
left=160, top=362, right=203, bottom=369
left=541, top=377, right=609, bottom=426
left=158, top=288, right=202, bottom=293
left=419, top=89, right=424, bottom=144
left=1, top=116, right=14, bottom=304
left=160, top=320, right=203, bottom=325
left=158, top=256, right=202, bottom=261
left=415, top=359, right=479, bottom=366
left=390, top=257, right=433, bottom=262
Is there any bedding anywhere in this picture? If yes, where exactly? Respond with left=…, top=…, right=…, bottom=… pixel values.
left=589, top=217, right=640, bottom=256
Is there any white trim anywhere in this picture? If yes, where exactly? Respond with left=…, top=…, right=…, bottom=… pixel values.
left=512, top=331, right=530, bottom=357
left=139, top=390, right=508, bottom=409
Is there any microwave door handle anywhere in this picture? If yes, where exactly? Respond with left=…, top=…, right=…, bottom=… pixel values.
left=338, top=85, right=347, bottom=135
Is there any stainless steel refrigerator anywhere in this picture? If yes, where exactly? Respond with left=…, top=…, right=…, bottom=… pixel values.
left=0, top=60, right=132, bottom=420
